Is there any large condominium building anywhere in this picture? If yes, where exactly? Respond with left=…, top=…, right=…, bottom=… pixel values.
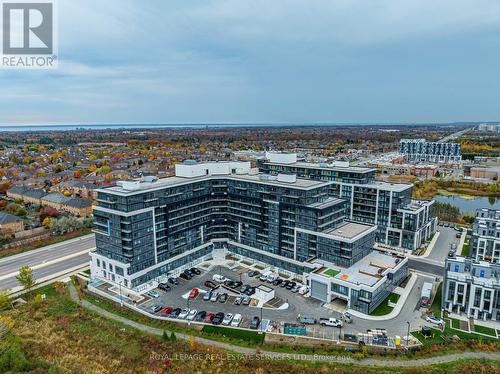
left=399, top=138, right=461, bottom=163
left=443, top=257, right=500, bottom=321
left=258, top=152, right=437, bottom=251
left=471, top=208, right=500, bottom=264
left=91, top=160, right=408, bottom=314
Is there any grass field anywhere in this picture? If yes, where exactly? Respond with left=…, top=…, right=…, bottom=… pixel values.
left=323, top=268, right=340, bottom=277
left=474, top=324, right=497, bottom=337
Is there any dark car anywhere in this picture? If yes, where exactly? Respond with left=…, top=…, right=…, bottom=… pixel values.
left=248, top=270, right=260, bottom=277
left=233, top=281, right=243, bottom=288
left=179, top=273, right=191, bottom=280
left=169, top=308, right=182, bottom=318
left=250, top=316, right=261, bottom=330
left=158, top=283, right=171, bottom=291
left=224, top=280, right=235, bottom=288
left=240, top=284, right=250, bottom=293
left=194, top=311, right=207, bottom=322
left=184, top=269, right=194, bottom=277
left=280, top=280, right=288, bottom=288
left=286, top=281, right=296, bottom=290
left=204, top=280, right=218, bottom=289
left=190, top=267, right=201, bottom=275
left=245, top=287, right=255, bottom=296
left=272, top=278, right=282, bottom=286
left=212, top=312, right=225, bottom=325
left=167, top=277, right=179, bottom=285
left=219, top=293, right=228, bottom=303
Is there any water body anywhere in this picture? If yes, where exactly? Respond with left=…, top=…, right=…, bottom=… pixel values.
left=434, top=195, right=500, bottom=213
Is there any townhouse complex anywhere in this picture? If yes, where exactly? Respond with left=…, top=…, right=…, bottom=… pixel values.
left=399, top=138, right=461, bottom=163
left=91, top=155, right=414, bottom=314
left=443, top=209, right=500, bottom=321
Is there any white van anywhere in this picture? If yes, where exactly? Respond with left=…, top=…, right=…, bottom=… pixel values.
left=212, top=274, right=228, bottom=283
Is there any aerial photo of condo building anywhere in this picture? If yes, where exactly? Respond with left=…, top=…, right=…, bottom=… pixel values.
left=0, top=1, right=498, bottom=373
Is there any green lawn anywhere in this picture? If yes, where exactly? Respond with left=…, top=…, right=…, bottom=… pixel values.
left=323, top=268, right=340, bottom=277
left=449, top=318, right=461, bottom=329
left=388, top=293, right=400, bottom=303
left=431, top=283, right=442, bottom=316
left=474, top=324, right=497, bottom=337
left=461, top=242, right=470, bottom=256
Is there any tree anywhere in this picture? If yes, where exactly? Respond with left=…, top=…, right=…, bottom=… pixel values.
left=0, top=289, right=11, bottom=311
left=42, top=217, right=52, bottom=228
left=16, top=266, right=35, bottom=291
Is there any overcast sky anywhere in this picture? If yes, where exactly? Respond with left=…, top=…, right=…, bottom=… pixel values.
left=1, top=0, right=500, bottom=125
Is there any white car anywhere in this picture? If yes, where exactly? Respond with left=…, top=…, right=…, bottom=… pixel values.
left=186, top=309, right=198, bottom=321
left=298, top=286, right=309, bottom=295
left=212, top=274, right=228, bottom=283
left=146, top=290, right=160, bottom=298
left=178, top=308, right=190, bottom=319
left=222, top=313, right=233, bottom=325
left=231, top=314, right=242, bottom=327
left=424, top=315, right=444, bottom=326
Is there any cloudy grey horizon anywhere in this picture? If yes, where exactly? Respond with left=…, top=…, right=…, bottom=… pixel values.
left=1, top=0, right=500, bottom=126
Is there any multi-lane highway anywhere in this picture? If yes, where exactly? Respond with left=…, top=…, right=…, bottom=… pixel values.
left=0, top=234, right=94, bottom=291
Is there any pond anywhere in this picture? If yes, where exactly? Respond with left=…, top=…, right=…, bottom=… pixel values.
left=434, top=195, right=500, bottom=214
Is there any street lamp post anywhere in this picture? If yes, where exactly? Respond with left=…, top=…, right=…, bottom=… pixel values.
left=339, top=324, right=342, bottom=343
left=260, top=306, right=263, bottom=333
left=406, top=321, right=410, bottom=347
left=119, top=281, right=123, bottom=307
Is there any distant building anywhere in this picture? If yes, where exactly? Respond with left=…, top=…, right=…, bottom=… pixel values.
left=399, top=139, right=461, bottom=163
left=443, top=256, right=499, bottom=321
left=477, top=123, right=500, bottom=133
left=0, top=211, right=23, bottom=235
left=7, top=187, right=92, bottom=217
left=469, top=166, right=500, bottom=181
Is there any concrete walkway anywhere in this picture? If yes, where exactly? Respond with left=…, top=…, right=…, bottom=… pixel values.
left=68, top=283, right=500, bottom=367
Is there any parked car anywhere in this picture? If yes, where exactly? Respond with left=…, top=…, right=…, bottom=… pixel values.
left=204, top=280, right=218, bottom=289
left=195, top=311, right=207, bottom=322
left=424, top=315, right=444, bottom=326
left=286, top=281, right=296, bottom=290
left=266, top=274, right=279, bottom=283
left=150, top=304, right=162, bottom=313
left=234, top=296, right=243, bottom=305
left=189, top=288, right=199, bottom=299
left=448, top=250, right=455, bottom=258
left=272, top=278, right=282, bottom=286
left=158, top=283, right=171, bottom=292
left=169, top=308, right=182, bottom=318
left=291, top=285, right=300, bottom=293
left=204, top=312, right=215, bottom=323
left=213, top=274, right=228, bottom=283
left=299, top=316, right=317, bottom=325
left=146, top=290, right=160, bottom=298
left=239, top=284, right=250, bottom=293
left=231, top=313, right=242, bottom=327
left=179, top=273, right=191, bottom=281
left=225, top=280, right=235, bottom=288
left=279, top=280, right=288, bottom=288
left=233, top=281, right=243, bottom=288
left=168, top=277, right=179, bottom=285
left=203, top=290, right=213, bottom=301
left=245, top=287, right=255, bottom=296
left=190, top=267, right=201, bottom=275
left=186, top=309, right=198, bottom=321
left=212, top=312, right=225, bottom=325
left=298, top=286, right=309, bottom=295
left=178, top=308, right=190, bottom=319
left=210, top=292, right=220, bottom=302
left=219, top=293, right=228, bottom=303
left=242, top=296, right=251, bottom=305
left=258, top=273, right=268, bottom=282
left=319, top=318, right=343, bottom=327
left=250, top=316, right=261, bottom=329
left=222, top=313, right=233, bottom=325
left=248, top=270, right=260, bottom=277
left=161, top=306, right=173, bottom=316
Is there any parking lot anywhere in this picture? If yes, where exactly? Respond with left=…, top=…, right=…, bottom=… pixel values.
left=137, top=264, right=353, bottom=336
left=428, top=224, right=463, bottom=262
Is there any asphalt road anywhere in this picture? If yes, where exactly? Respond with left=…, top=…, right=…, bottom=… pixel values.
left=0, top=234, right=94, bottom=290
